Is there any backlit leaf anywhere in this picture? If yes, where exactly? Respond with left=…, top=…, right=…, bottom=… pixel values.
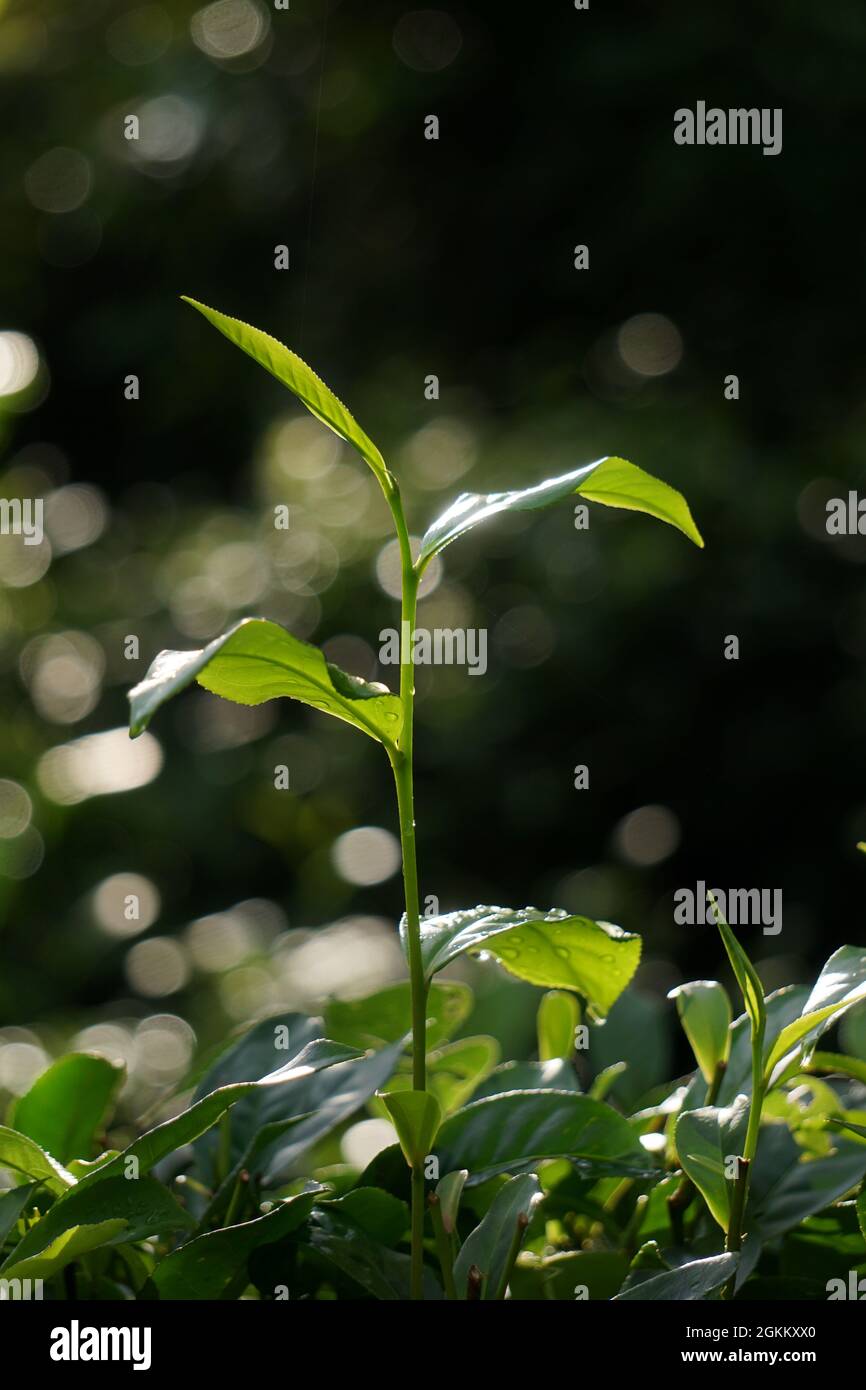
left=764, top=946, right=866, bottom=1086
left=129, top=617, right=402, bottom=746
left=418, top=455, right=703, bottom=567
left=675, top=1095, right=750, bottom=1232
left=11, top=1054, right=124, bottom=1165
left=182, top=297, right=391, bottom=490
left=402, top=906, right=640, bottom=1017
left=668, top=981, right=732, bottom=1087
left=612, top=1252, right=737, bottom=1301
left=381, top=1090, right=442, bottom=1169
left=0, top=1126, right=75, bottom=1195
left=537, top=990, right=581, bottom=1061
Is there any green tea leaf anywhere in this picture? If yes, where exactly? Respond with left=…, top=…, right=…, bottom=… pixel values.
left=192, top=1019, right=405, bottom=1189
left=1, top=1176, right=193, bottom=1280
left=612, top=1253, right=738, bottom=1301
left=302, top=1206, right=441, bottom=1300
left=688, top=986, right=807, bottom=1109
left=193, top=1012, right=323, bottom=1095
left=829, top=1117, right=866, bottom=1143
left=763, top=1075, right=843, bottom=1157
left=537, top=990, right=581, bottom=1061
left=0, top=1126, right=75, bottom=1195
left=453, top=1173, right=542, bottom=1299
left=510, top=1249, right=628, bottom=1301
left=802, top=945, right=866, bottom=1017
left=841, top=999, right=866, bottom=1060
left=434, top=1089, right=646, bottom=1185
left=589, top=990, right=670, bottom=1108
left=77, top=1037, right=360, bottom=1193
left=0, top=1184, right=36, bottom=1245
left=181, top=297, right=391, bottom=490
left=129, top=617, right=402, bottom=746
left=472, top=1058, right=580, bottom=1100
left=11, top=1054, right=124, bottom=1164
left=764, top=946, right=866, bottom=1086
left=324, top=981, right=473, bottom=1052
left=588, top=1062, right=627, bottom=1102
left=403, top=906, right=640, bottom=1017
left=858, top=1187, right=866, bottom=1244
left=427, top=1036, right=499, bottom=1112
left=317, top=1188, right=409, bottom=1246
left=150, top=1189, right=320, bottom=1300
left=380, top=1036, right=499, bottom=1114
left=748, top=1123, right=866, bottom=1240
left=708, top=895, right=766, bottom=1042
left=418, top=455, right=703, bottom=567
left=675, top=1096, right=750, bottom=1232
left=780, top=1206, right=866, bottom=1288
left=807, top=1052, right=866, bottom=1086
left=435, top=1170, right=467, bottom=1235
left=0, top=1221, right=128, bottom=1283
left=381, top=1090, right=442, bottom=1169
left=668, top=981, right=732, bottom=1087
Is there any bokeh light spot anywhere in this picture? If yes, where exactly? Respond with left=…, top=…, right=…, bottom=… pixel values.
left=332, top=827, right=401, bottom=886
left=25, top=147, right=92, bottom=214
left=341, top=1118, right=397, bottom=1169
left=92, top=872, right=161, bottom=938
left=190, top=0, right=269, bottom=60
left=0, top=332, right=40, bottom=397
left=375, top=536, right=442, bottom=600
left=0, top=781, right=33, bottom=839
left=44, top=484, right=108, bottom=554
left=617, top=313, right=683, bottom=378
left=125, top=937, right=189, bottom=997
left=613, top=804, right=681, bottom=867
left=37, top=728, right=163, bottom=805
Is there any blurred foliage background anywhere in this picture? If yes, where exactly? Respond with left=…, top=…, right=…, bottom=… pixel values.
left=2, top=0, right=866, bottom=1136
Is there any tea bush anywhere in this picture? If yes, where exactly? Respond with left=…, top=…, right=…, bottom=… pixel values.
left=2, top=304, right=864, bottom=1302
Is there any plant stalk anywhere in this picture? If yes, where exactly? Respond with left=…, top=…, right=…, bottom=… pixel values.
left=724, top=1022, right=765, bottom=1297
left=385, top=483, right=428, bottom=1299
left=493, top=1213, right=529, bottom=1300
left=410, top=1164, right=426, bottom=1300
left=391, top=739, right=425, bottom=1089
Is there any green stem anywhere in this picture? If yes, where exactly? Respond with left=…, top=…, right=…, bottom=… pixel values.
left=390, top=740, right=425, bottom=1089
left=724, top=1025, right=765, bottom=1297
left=411, top=1165, right=426, bottom=1301
left=622, top=1192, right=649, bottom=1259
left=384, top=481, right=428, bottom=1300
left=742, top=1075, right=764, bottom=1170
left=224, top=1168, right=249, bottom=1227
left=386, top=486, right=426, bottom=1091
left=493, top=1214, right=529, bottom=1300
left=725, top=1158, right=750, bottom=1255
